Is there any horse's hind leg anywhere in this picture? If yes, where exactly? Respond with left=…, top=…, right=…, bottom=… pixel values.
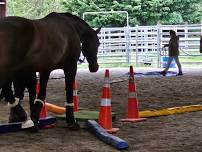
left=0, top=85, right=7, bottom=101
left=9, top=73, right=27, bottom=123
left=4, top=81, right=26, bottom=122
left=0, top=88, right=5, bottom=101
left=64, top=66, right=80, bottom=130
left=5, top=79, right=34, bottom=128
left=10, top=72, right=36, bottom=123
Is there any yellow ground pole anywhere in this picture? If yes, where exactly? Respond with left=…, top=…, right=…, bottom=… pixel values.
left=139, top=105, right=202, bottom=118
left=46, top=102, right=202, bottom=118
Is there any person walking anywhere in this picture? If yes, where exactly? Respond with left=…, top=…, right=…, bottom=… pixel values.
left=160, top=30, right=183, bottom=76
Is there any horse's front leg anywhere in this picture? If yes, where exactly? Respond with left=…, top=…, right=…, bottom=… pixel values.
left=64, top=64, right=80, bottom=130
left=31, top=71, right=50, bottom=132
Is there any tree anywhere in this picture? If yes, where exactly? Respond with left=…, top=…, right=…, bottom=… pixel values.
left=6, top=0, right=202, bottom=26
left=61, top=0, right=202, bottom=26
left=7, top=0, right=65, bottom=19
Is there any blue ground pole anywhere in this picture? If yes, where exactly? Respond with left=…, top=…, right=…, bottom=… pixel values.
left=87, top=120, right=129, bottom=150
left=0, top=116, right=56, bottom=133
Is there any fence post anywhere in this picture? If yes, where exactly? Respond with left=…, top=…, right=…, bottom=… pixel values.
left=125, top=26, right=130, bottom=64
left=0, top=0, right=6, bottom=18
left=184, top=22, right=188, bottom=51
left=201, top=17, right=202, bottom=33
left=135, top=25, right=139, bottom=67
left=157, top=22, right=161, bottom=68
left=100, top=28, right=104, bottom=58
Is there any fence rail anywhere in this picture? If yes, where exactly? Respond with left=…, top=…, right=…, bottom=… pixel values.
left=97, top=23, right=202, bottom=67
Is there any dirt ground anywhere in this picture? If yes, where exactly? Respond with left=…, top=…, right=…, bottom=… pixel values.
left=1, top=67, right=202, bottom=152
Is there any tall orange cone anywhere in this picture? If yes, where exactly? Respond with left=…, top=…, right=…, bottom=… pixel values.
left=120, top=66, right=146, bottom=122
left=73, top=80, right=79, bottom=112
left=36, top=74, right=40, bottom=97
left=98, top=69, right=119, bottom=133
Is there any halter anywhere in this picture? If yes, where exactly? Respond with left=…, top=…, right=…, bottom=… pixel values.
left=78, top=56, right=86, bottom=64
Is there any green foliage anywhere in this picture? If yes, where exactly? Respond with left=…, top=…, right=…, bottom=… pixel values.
left=6, top=0, right=202, bottom=26
left=161, top=12, right=183, bottom=25
left=7, top=0, right=65, bottom=19
left=61, top=0, right=201, bottom=27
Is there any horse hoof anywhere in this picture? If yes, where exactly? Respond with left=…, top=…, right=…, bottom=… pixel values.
left=28, top=123, right=39, bottom=133
left=67, top=122, right=80, bottom=130
left=28, top=127, right=39, bottom=133
left=27, top=119, right=39, bottom=133
left=21, top=119, right=34, bottom=129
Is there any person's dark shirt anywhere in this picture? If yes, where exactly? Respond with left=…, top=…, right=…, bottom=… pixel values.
left=168, top=35, right=179, bottom=56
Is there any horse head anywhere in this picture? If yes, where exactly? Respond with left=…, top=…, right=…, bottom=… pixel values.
left=82, top=27, right=101, bottom=72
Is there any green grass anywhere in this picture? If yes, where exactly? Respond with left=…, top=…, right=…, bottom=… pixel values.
left=78, top=62, right=158, bottom=69
left=180, top=56, right=202, bottom=62
left=78, top=54, right=202, bottom=69
left=78, top=63, right=131, bottom=69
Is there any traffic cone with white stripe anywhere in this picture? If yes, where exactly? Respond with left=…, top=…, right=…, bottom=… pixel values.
left=73, top=80, right=79, bottom=112
left=36, top=74, right=40, bottom=97
left=98, top=69, right=119, bottom=133
left=36, top=75, right=47, bottom=119
left=120, top=66, right=146, bottom=122
left=34, top=74, right=55, bottom=129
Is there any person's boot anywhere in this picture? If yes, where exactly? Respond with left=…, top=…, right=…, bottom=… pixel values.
left=177, top=71, right=183, bottom=76
left=160, top=71, right=167, bottom=76
left=66, top=105, right=80, bottom=130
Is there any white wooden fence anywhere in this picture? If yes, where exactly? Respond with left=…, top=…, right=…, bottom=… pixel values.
left=97, top=23, right=202, bottom=67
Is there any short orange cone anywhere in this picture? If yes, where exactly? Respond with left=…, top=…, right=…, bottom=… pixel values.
left=98, top=69, right=119, bottom=133
left=36, top=74, right=55, bottom=128
left=40, top=101, right=55, bottom=129
left=121, top=66, right=146, bottom=122
left=73, top=80, right=79, bottom=112
left=39, top=101, right=47, bottom=118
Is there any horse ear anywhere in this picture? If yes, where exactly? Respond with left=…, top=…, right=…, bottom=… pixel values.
left=95, top=27, right=102, bottom=34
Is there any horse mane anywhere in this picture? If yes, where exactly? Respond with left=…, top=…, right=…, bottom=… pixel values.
left=45, top=12, right=95, bottom=42
left=59, top=12, right=91, bottom=29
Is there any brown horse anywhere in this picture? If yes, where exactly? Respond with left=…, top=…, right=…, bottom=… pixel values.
left=0, top=12, right=100, bottom=131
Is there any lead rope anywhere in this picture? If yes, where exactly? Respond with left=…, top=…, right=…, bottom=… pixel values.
left=179, top=47, right=200, bottom=56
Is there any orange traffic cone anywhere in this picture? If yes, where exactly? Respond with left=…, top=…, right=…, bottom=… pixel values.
left=98, top=69, right=119, bottom=133
left=35, top=75, right=47, bottom=118
left=36, top=74, right=40, bottom=97
left=40, top=100, right=55, bottom=129
left=36, top=74, right=54, bottom=128
left=120, top=66, right=146, bottom=122
left=39, top=101, right=47, bottom=118
left=73, top=80, right=79, bottom=112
